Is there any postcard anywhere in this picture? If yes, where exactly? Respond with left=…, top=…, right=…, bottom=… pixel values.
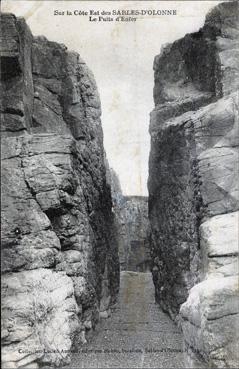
left=1, top=1, right=238, bottom=368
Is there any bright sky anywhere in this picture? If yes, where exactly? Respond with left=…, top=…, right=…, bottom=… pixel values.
left=2, top=1, right=221, bottom=195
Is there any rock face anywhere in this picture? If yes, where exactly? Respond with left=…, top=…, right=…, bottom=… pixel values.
left=109, top=169, right=150, bottom=272
left=1, top=13, right=119, bottom=369
left=148, top=1, right=239, bottom=367
left=116, top=196, right=150, bottom=272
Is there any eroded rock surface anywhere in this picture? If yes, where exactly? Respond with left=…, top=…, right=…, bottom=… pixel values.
left=148, top=2, right=239, bottom=367
left=116, top=196, right=150, bottom=272
left=1, top=13, right=119, bottom=369
left=108, top=169, right=150, bottom=272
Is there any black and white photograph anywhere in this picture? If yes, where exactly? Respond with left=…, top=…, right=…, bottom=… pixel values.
left=1, top=1, right=238, bottom=368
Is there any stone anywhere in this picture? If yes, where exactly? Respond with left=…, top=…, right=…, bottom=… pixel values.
left=99, top=311, right=110, bottom=319
left=180, top=276, right=239, bottom=368
left=0, top=14, right=33, bottom=134
left=179, top=211, right=239, bottom=366
left=1, top=269, right=79, bottom=368
left=1, top=12, right=120, bottom=368
left=148, top=2, right=239, bottom=367
left=108, top=167, right=150, bottom=272
left=200, top=211, right=239, bottom=278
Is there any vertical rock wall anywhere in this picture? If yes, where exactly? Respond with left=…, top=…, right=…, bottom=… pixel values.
left=148, top=1, right=239, bottom=367
left=116, top=196, right=150, bottom=272
left=1, top=14, right=119, bottom=369
left=108, top=169, right=150, bottom=272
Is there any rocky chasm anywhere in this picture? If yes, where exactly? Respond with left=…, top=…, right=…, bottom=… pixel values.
left=1, top=2, right=239, bottom=369
left=148, top=1, right=239, bottom=368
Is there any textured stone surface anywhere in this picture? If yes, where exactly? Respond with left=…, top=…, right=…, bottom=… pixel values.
left=149, top=93, right=238, bottom=317
left=200, top=211, right=238, bottom=278
left=180, top=211, right=239, bottom=368
left=180, top=276, right=239, bottom=368
left=108, top=169, right=150, bottom=272
left=2, top=269, right=79, bottom=368
left=0, top=14, right=34, bottom=135
left=148, top=2, right=239, bottom=367
left=116, top=196, right=150, bottom=272
left=153, top=1, right=239, bottom=107
left=1, top=13, right=119, bottom=368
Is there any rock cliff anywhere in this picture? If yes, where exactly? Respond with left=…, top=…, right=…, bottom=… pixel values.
left=108, top=169, right=150, bottom=272
left=1, top=13, right=119, bottom=369
left=148, top=1, right=239, bottom=367
left=118, top=196, right=150, bottom=272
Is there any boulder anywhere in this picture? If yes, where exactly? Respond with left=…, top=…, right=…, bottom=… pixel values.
left=2, top=269, right=79, bottom=368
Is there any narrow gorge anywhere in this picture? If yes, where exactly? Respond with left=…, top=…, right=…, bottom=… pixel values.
left=1, top=2, right=239, bottom=369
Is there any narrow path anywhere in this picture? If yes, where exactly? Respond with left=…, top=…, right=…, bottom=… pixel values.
left=69, top=271, right=187, bottom=368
